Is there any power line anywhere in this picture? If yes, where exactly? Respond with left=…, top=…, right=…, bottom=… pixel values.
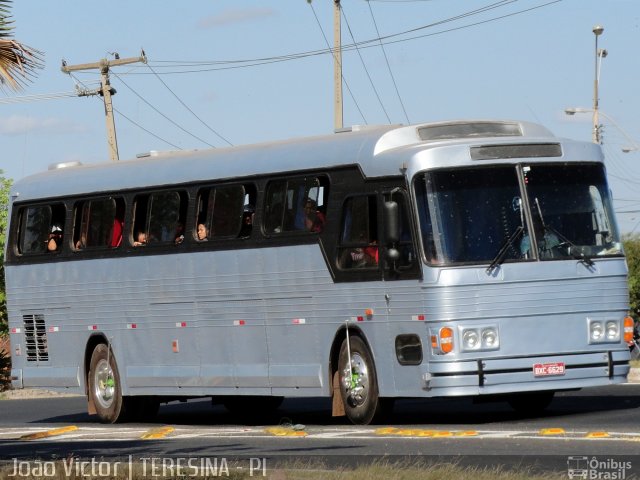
left=68, top=72, right=183, bottom=151
left=0, top=90, right=80, bottom=104
left=308, top=0, right=368, bottom=125
left=341, top=5, right=391, bottom=123
left=366, top=0, right=411, bottom=124
left=121, top=0, right=556, bottom=76
left=145, top=63, right=233, bottom=146
left=111, top=71, right=217, bottom=148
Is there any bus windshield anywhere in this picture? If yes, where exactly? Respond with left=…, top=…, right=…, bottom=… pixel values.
left=414, top=163, right=622, bottom=266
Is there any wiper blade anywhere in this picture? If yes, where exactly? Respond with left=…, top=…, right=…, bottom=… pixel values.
left=486, top=225, right=524, bottom=274
left=543, top=224, right=595, bottom=267
left=533, top=197, right=594, bottom=267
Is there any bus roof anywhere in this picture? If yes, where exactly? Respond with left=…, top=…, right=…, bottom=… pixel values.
left=11, top=119, right=575, bottom=202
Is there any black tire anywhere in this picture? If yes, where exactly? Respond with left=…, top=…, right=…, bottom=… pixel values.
left=88, top=343, right=127, bottom=423
left=338, top=335, right=383, bottom=425
left=507, top=390, right=555, bottom=415
left=223, top=396, right=284, bottom=415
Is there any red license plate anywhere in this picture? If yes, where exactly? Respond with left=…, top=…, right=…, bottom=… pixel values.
left=533, top=362, right=565, bottom=377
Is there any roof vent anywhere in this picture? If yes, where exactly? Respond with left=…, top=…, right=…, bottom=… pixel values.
left=48, top=161, right=82, bottom=170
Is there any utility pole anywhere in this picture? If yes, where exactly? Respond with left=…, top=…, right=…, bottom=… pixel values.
left=592, top=25, right=605, bottom=144
left=333, top=0, right=343, bottom=131
left=61, top=51, right=147, bottom=161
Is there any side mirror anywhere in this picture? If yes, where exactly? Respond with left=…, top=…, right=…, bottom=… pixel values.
left=384, top=200, right=399, bottom=244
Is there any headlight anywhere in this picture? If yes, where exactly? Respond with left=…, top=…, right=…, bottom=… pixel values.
left=459, top=326, right=499, bottom=352
left=590, top=321, right=604, bottom=341
left=462, top=330, right=480, bottom=350
left=482, top=328, right=499, bottom=349
left=606, top=321, right=619, bottom=340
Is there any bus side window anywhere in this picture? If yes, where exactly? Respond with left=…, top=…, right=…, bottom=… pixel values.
left=195, top=184, right=253, bottom=241
left=211, top=185, right=244, bottom=238
left=337, top=195, right=378, bottom=269
left=18, top=203, right=65, bottom=255
left=134, top=191, right=187, bottom=246
left=73, top=197, right=124, bottom=250
left=263, top=176, right=329, bottom=234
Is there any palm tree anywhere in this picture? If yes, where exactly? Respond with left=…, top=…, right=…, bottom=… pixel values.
left=0, top=0, right=42, bottom=91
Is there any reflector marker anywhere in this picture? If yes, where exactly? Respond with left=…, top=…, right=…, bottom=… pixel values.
left=265, top=427, right=307, bottom=437
left=20, top=426, right=78, bottom=441
left=292, top=318, right=306, bottom=325
left=88, top=325, right=98, bottom=331
left=175, top=322, right=187, bottom=328
left=412, top=315, right=425, bottom=321
left=48, top=326, right=59, bottom=333
left=540, top=428, right=565, bottom=435
left=233, top=320, right=245, bottom=326
left=10, top=328, right=21, bottom=334
left=141, top=426, right=175, bottom=440
left=586, top=432, right=610, bottom=438
left=126, top=324, right=137, bottom=329
left=349, top=316, right=365, bottom=322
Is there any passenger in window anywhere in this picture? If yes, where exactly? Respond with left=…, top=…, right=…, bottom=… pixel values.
left=175, top=222, right=185, bottom=245
left=47, top=225, right=63, bottom=252
left=196, top=223, right=209, bottom=242
left=75, top=229, right=87, bottom=250
left=303, top=199, right=326, bottom=233
left=111, top=218, right=123, bottom=248
left=240, top=204, right=255, bottom=237
left=133, top=231, right=147, bottom=247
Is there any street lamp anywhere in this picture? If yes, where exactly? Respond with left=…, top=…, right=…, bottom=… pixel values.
left=592, top=25, right=606, bottom=144
left=565, top=107, right=640, bottom=153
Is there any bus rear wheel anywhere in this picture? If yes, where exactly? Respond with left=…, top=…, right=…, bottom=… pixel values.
left=338, top=336, right=383, bottom=425
left=88, top=343, right=126, bottom=423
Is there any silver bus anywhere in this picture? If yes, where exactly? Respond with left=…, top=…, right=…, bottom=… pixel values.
left=5, top=120, right=634, bottom=424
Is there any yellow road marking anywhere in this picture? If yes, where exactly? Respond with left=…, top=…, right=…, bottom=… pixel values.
left=374, top=428, right=475, bottom=437
left=140, top=426, right=175, bottom=440
left=540, top=428, right=565, bottom=436
left=586, top=432, right=610, bottom=438
left=20, top=426, right=78, bottom=441
left=264, top=427, right=308, bottom=437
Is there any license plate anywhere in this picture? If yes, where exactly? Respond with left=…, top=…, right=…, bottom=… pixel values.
left=533, top=362, right=565, bottom=377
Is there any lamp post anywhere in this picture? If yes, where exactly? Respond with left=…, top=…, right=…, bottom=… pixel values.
left=565, top=108, right=640, bottom=153
left=592, top=25, right=607, bottom=144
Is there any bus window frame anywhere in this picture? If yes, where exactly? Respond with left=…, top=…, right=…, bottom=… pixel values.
left=72, top=196, right=123, bottom=251
left=261, top=174, right=329, bottom=237
left=16, top=203, right=66, bottom=256
left=132, top=189, right=188, bottom=247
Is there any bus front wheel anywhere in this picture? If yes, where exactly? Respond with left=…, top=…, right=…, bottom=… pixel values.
left=338, top=336, right=383, bottom=425
left=88, top=343, right=126, bottom=423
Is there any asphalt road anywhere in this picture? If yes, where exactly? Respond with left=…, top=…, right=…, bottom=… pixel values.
left=1, top=385, right=639, bottom=476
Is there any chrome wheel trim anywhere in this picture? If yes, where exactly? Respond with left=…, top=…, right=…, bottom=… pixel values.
left=93, top=358, right=115, bottom=409
left=342, top=352, right=369, bottom=406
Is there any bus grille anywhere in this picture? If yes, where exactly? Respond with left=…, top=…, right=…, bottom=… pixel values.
left=23, top=314, right=48, bottom=362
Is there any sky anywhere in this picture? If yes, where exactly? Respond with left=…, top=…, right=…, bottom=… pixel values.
left=1, top=0, right=639, bottom=232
